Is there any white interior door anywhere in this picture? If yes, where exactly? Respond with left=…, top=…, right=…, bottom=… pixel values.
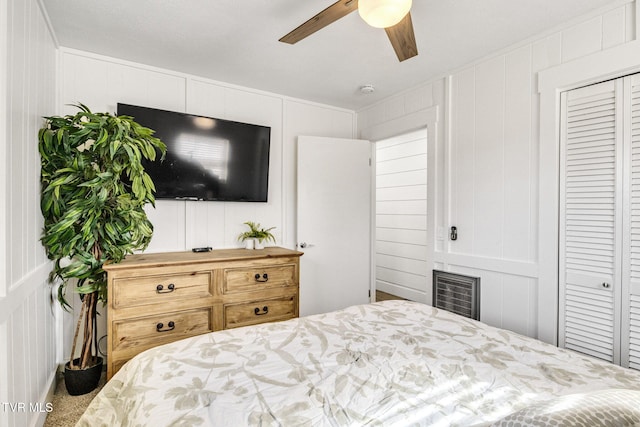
left=297, top=136, right=371, bottom=316
left=622, top=73, right=640, bottom=370
left=559, top=79, right=622, bottom=364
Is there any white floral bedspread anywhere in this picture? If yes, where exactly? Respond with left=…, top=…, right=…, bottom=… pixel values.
left=77, top=301, right=640, bottom=426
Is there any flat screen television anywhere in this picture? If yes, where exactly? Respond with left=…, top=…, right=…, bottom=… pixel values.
left=117, top=103, right=271, bottom=202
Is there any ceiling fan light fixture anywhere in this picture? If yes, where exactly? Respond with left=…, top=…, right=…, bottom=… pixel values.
left=358, top=0, right=412, bottom=28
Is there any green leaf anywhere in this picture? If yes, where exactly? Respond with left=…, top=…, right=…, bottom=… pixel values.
left=38, top=103, right=165, bottom=319
left=110, top=139, right=121, bottom=159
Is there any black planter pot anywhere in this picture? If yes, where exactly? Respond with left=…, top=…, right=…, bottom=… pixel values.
left=64, top=357, right=103, bottom=396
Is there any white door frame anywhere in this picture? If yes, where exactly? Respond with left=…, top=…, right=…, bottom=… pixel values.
left=372, top=128, right=430, bottom=302
left=538, top=39, right=640, bottom=345
left=362, top=106, right=439, bottom=305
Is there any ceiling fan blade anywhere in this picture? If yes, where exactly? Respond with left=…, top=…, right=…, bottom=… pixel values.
left=279, top=0, right=359, bottom=44
left=385, top=12, right=418, bottom=62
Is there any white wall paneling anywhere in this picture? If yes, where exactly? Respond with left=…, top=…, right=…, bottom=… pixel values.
left=360, top=0, right=636, bottom=341
left=504, top=46, right=534, bottom=261
left=375, top=129, right=429, bottom=302
left=449, top=50, right=534, bottom=263
left=446, top=265, right=537, bottom=337
left=0, top=0, right=7, bottom=302
left=184, top=201, right=227, bottom=250
left=473, top=56, right=506, bottom=259
left=60, top=49, right=355, bottom=254
left=561, top=17, right=604, bottom=63
left=186, top=79, right=226, bottom=118
left=449, top=68, right=476, bottom=256
left=58, top=48, right=356, bottom=359
left=144, top=201, right=188, bottom=252
left=361, top=97, right=440, bottom=306
left=0, top=322, right=7, bottom=425
left=435, top=46, right=540, bottom=336
left=61, top=52, right=187, bottom=116
left=0, top=3, right=634, bottom=416
left=1, top=0, right=58, bottom=425
left=603, top=7, right=627, bottom=49
left=282, top=99, right=355, bottom=249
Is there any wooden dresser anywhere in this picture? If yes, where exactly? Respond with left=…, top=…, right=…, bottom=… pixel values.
left=104, top=247, right=302, bottom=379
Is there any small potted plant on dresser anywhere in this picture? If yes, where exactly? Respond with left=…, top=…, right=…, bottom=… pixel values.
left=39, top=103, right=166, bottom=395
left=238, top=221, right=276, bottom=249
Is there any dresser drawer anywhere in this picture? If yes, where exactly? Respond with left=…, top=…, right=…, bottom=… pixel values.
left=224, top=295, right=296, bottom=329
left=111, top=307, right=213, bottom=353
left=223, top=264, right=296, bottom=294
left=112, top=271, right=212, bottom=309
left=106, top=248, right=302, bottom=379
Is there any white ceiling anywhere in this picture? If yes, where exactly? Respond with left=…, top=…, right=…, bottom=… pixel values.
left=42, top=0, right=620, bottom=110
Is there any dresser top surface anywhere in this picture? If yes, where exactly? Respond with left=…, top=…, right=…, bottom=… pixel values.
left=104, top=247, right=303, bottom=270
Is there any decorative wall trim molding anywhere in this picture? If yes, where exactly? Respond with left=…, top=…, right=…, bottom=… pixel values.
left=361, top=106, right=438, bottom=142
left=62, top=48, right=356, bottom=115
left=539, top=40, right=640, bottom=93
left=434, top=253, right=539, bottom=279
left=35, top=0, right=60, bottom=47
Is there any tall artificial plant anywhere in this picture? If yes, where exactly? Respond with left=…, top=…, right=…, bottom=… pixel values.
left=39, top=103, right=166, bottom=370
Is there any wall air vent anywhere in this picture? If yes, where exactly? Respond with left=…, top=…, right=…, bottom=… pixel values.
left=432, top=270, right=480, bottom=320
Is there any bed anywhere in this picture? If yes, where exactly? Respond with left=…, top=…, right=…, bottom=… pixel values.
left=77, top=300, right=640, bottom=426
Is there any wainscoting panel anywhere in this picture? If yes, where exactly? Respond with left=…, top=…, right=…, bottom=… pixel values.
left=361, top=1, right=633, bottom=341
left=1, top=0, right=58, bottom=426
left=61, top=50, right=356, bottom=255
left=58, top=48, right=357, bottom=363
left=1, top=272, right=56, bottom=427
left=447, top=265, right=537, bottom=337
left=60, top=52, right=187, bottom=117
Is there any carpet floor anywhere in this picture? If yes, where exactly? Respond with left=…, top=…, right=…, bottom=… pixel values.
left=44, top=372, right=106, bottom=427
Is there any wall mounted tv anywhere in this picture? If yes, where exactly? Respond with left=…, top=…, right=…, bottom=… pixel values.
left=117, top=103, right=271, bottom=202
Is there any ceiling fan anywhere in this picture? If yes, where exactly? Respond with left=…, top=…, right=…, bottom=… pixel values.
left=279, top=0, right=418, bottom=62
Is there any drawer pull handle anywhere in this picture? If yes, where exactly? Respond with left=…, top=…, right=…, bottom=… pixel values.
left=254, top=273, right=269, bottom=283
left=156, top=283, right=176, bottom=294
left=156, top=321, right=175, bottom=332
left=254, top=306, right=269, bottom=316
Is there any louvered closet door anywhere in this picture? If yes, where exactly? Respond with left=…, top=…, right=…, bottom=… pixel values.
left=624, top=74, right=640, bottom=370
left=559, top=79, right=623, bottom=364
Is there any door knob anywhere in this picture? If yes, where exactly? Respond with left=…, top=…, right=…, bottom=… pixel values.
left=299, top=242, right=308, bottom=248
